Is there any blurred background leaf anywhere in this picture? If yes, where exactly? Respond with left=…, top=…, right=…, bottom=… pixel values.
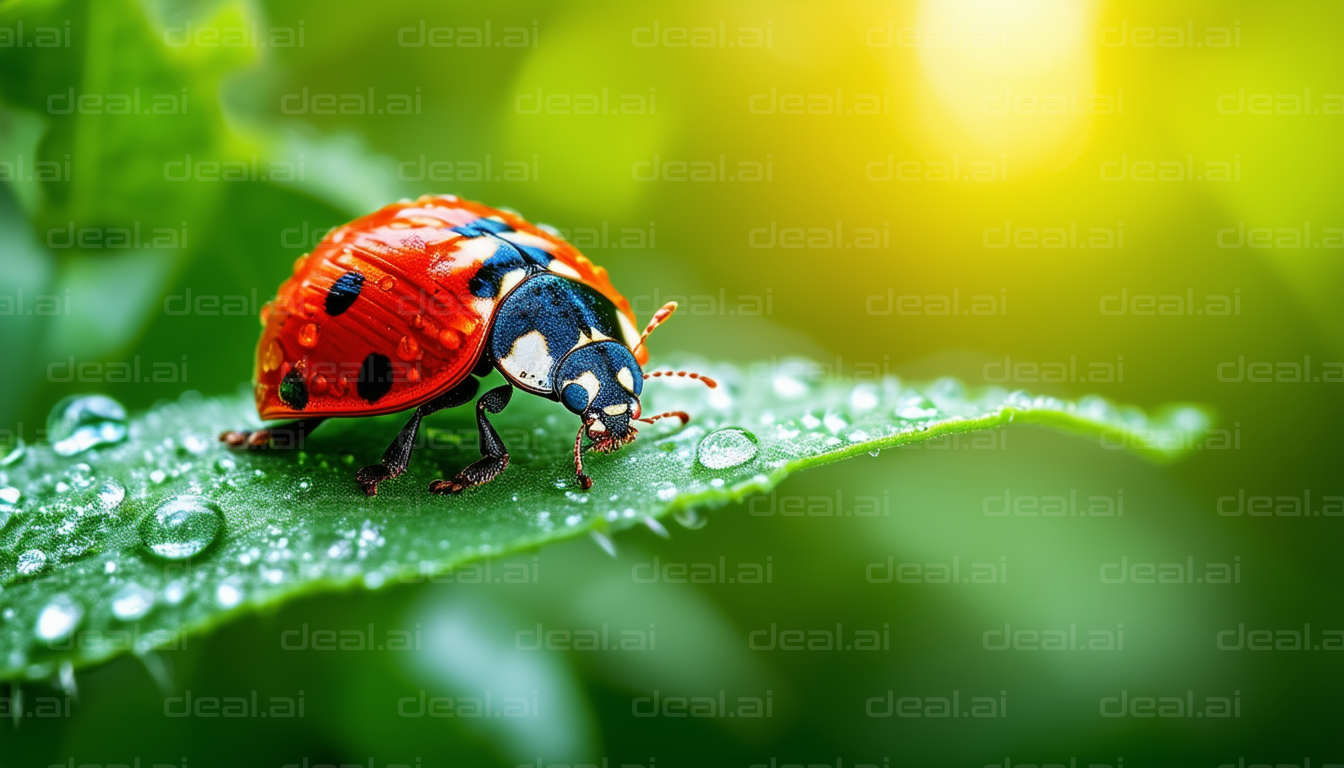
left=0, top=0, right=1340, bottom=765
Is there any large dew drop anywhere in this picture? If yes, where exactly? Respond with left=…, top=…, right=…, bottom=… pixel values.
left=47, top=395, right=128, bottom=456
left=139, top=495, right=225, bottom=561
left=695, top=427, right=759, bottom=470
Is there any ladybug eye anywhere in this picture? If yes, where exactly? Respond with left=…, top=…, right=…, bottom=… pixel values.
left=561, top=383, right=590, bottom=413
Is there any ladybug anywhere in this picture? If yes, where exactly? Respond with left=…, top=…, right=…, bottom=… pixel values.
left=220, top=195, right=714, bottom=494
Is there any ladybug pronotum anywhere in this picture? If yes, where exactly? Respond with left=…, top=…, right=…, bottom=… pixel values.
left=221, top=195, right=714, bottom=494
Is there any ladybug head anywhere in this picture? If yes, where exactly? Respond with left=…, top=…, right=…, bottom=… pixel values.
left=556, top=341, right=644, bottom=450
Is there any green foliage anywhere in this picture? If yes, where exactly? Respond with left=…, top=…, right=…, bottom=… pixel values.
left=0, top=368, right=1209, bottom=681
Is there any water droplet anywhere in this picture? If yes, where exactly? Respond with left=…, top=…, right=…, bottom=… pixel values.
left=163, top=581, right=187, bottom=604
left=378, top=276, right=396, bottom=291
left=96, top=480, right=126, bottom=511
left=772, top=372, right=809, bottom=399
left=673, top=508, right=707, bottom=530
left=216, top=579, right=243, bottom=607
left=138, top=495, right=225, bottom=560
left=36, top=595, right=83, bottom=642
left=397, top=335, right=421, bottom=361
left=411, top=313, right=426, bottom=330
left=330, top=374, right=350, bottom=397
left=896, top=396, right=938, bottom=420
left=17, top=549, right=47, bottom=576
left=868, top=449, right=881, bottom=457
left=696, top=428, right=759, bottom=470
left=111, top=582, right=155, bottom=621
left=298, top=322, right=320, bottom=348
left=47, top=395, right=128, bottom=456
left=438, top=327, right=461, bottom=350
left=149, top=469, right=167, bottom=484
left=823, top=413, right=849, bottom=434
left=0, top=486, right=19, bottom=505
left=262, top=340, right=284, bottom=373
left=0, top=438, right=26, bottom=466
left=643, top=516, right=670, bottom=538
left=850, top=384, right=880, bottom=412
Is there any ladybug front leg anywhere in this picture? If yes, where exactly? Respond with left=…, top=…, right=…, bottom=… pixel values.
left=429, top=384, right=514, bottom=495
left=357, top=377, right=481, bottom=496
left=221, top=418, right=326, bottom=451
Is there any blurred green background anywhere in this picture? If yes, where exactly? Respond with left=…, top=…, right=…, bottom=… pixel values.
left=1, top=0, right=1341, bottom=765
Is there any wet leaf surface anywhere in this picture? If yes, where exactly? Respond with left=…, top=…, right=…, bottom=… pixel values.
left=0, top=363, right=1210, bottom=681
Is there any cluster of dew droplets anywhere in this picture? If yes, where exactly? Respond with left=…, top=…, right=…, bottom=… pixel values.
left=0, top=393, right=251, bottom=675
left=0, top=396, right=139, bottom=583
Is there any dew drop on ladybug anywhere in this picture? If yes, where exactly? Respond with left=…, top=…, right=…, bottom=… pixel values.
left=439, top=327, right=461, bottom=350
left=262, top=340, right=284, bottom=373
left=397, top=335, right=421, bottom=361
left=298, top=323, right=320, bottom=348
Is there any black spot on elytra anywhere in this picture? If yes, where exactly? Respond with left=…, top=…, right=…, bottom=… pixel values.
left=357, top=353, right=394, bottom=403
left=325, top=271, right=365, bottom=316
left=279, top=369, right=309, bottom=410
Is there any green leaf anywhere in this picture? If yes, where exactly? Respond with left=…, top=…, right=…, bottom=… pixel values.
left=0, top=364, right=1211, bottom=681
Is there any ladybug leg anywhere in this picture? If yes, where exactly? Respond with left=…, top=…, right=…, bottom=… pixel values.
left=220, top=418, right=325, bottom=451
left=356, top=377, right=481, bottom=496
left=429, top=384, right=514, bottom=495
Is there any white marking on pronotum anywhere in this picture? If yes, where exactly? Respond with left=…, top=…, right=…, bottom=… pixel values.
left=617, top=313, right=641, bottom=349
left=499, top=268, right=528, bottom=297
left=616, top=366, right=636, bottom=393
left=548, top=259, right=582, bottom=279
left=501, top=330, right=553, bottom=387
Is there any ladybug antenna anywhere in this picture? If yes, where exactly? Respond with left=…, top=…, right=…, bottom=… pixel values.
left=632, top=301, right=678, bottom=360
left=636, top=410, right=690, bottom=426
left=643, top=370, right=718, bottom=389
